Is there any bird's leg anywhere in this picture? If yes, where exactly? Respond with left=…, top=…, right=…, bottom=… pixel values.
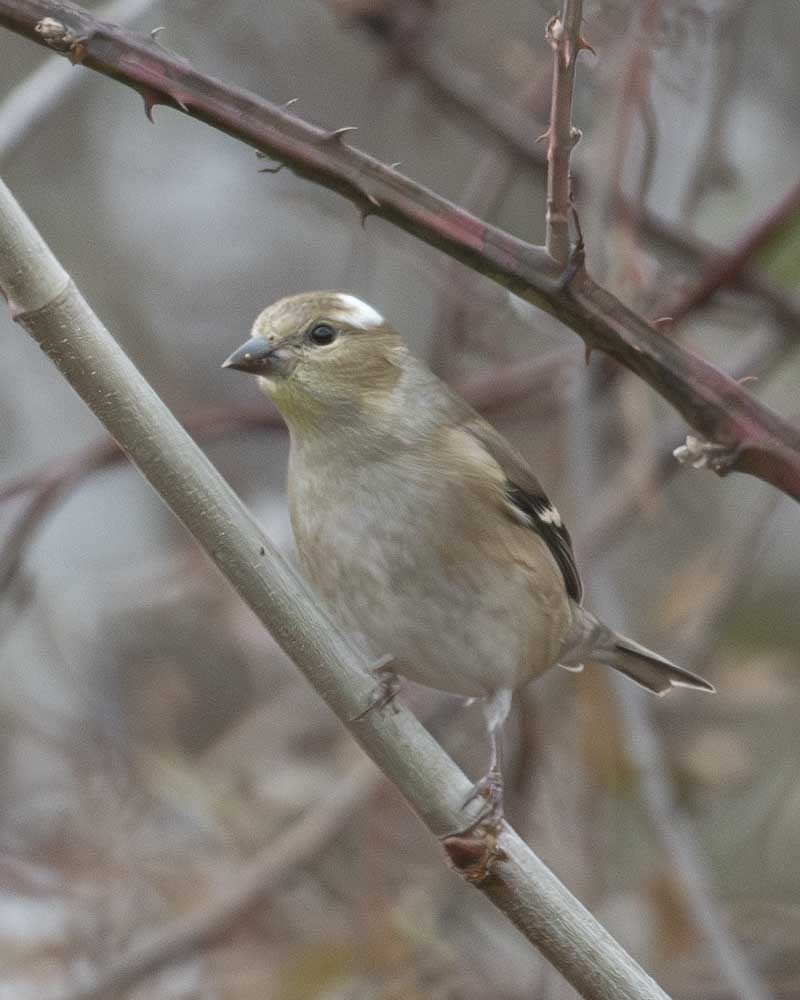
left=462, top=725, right=505, bottom=829
left=351, top=654, right=400, bottom=720
left=459, top=688, right=512, bottom=833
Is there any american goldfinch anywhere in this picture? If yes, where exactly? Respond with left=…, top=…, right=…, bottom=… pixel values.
left=224, top=291, right=713, bottom=823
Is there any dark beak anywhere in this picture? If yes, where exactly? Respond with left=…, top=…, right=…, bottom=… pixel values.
left=222, top=336, right=290, bottom=376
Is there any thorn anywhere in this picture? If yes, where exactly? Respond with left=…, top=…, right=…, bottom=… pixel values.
left=737, top=374, right=759, bottom=386
left=283, top=97, right=299, bottom=110
left=653, top=316, right=674, bottom=331
left=578, top=35, right=596, bottom=55
left=322, top=125, right=359, bottom=143
left=150, top=25, right=165, bottom=42
left=584, top=344, right=593, bottom=365
left=171, top=92, right=189, bottom=113
left=389, top=161, right=402, bottom=170
left=536, top=128, right=550, bottom=143
left=258, top=162, right=285, bottom=174
left=359, top=205, right=377, bottom=228
left=141, top=89, right=161, bottom=123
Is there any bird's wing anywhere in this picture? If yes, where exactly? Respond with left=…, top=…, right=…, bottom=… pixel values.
left=459, top=412, right=583, bottom=603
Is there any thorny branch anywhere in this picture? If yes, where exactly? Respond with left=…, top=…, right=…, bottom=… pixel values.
left=1, top=2, right=800, bottom=497
left=544, top=0, right=587, bottom=264
left=333, top=0, right=800, bottom=341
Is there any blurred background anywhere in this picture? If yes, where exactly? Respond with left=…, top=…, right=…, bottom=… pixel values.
left=1, top=0, right=799, bottom=997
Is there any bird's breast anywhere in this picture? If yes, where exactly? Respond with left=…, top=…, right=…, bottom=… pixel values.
left=287, top=446, right=570, bottom=697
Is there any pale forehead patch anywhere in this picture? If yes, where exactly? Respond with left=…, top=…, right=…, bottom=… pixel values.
left=333, top=294, right=384, bottom=329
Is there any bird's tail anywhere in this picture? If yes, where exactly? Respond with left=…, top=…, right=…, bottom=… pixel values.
left=565, top=610, right=715, bottom=695
left=599, top=632, right=714, bottom=695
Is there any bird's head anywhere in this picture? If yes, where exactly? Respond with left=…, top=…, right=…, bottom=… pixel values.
left=223, top=291, right=406, bottom=427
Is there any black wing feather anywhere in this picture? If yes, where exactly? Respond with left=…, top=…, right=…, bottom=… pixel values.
left=505, top=484, right=583, bottom=602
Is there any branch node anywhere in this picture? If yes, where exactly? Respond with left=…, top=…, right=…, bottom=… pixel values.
left=35, top=16, right=88, bottom=62
left=34, top=17, right=76, bottom=48
left=545, top=14, right=563, bottom=48
left=441, top=827, right=507, bottom=885
left=673, top=435, right=740, bottom=474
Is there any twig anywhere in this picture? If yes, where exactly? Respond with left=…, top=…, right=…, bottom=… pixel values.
left=545, top=0, right=586, bottom=264
left=56, top=759, right=381, bottom=1000
left=0, top=0, right=159, bottom=162
left=0, top=173, right=672, bottom=1000
left=631, top=205, right=800, bottom=338
left=666, top=179, right=800, bottom=325
left=1, top=1, right=799, bottom=499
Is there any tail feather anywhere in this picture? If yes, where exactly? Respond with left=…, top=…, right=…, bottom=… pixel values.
left=601, top=632, right=715, bottom=696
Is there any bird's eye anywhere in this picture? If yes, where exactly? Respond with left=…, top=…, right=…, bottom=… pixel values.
left=308, top=323, right=337, bottom=346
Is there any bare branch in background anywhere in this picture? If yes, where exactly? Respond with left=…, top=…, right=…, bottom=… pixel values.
left=574, top=366, right=774, bottom=1000
left=0, top=0, right=797, bottom=499
left=0, top=173, right=674, bottom=1000
left=544, top=0, right=586, bottom=264
left=331, top=0, right=552, bottom=170
left=0, top=353, right=569, bottom=591
left=665, top=179, right=800, bottom=326
left=57, top=760, right=381, bottom=1000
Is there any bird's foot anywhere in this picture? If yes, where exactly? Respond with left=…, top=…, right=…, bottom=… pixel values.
left=458, top=768, right=505, bottom=835
left=351, top=655, right=400, bottom=720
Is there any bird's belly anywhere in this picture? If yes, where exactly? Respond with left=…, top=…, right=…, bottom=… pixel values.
left=295, top=503, right=562, bottom=698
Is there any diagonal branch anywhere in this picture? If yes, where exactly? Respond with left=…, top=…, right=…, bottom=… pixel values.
left=1, top=0, right=799, bottom=502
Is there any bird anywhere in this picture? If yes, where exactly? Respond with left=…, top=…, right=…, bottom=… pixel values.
left=223, top=291, right=714, bottom=827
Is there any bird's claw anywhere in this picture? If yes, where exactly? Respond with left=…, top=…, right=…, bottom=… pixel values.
left=459, top=769, right=505, bottom=835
